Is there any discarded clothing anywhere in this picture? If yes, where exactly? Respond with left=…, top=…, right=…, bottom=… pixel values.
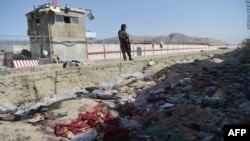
left=70, top=128, right=97, bottom=141
left=0, top=114, right=21, bottom=121
left=54, top=103, right=120, bottom=139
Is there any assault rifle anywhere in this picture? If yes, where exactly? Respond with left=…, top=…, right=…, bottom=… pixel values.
left=125, top=38, right=131, bottom=47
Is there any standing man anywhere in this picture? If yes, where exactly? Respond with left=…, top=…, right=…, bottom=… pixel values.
left=118, top=24, right=133, bottom=61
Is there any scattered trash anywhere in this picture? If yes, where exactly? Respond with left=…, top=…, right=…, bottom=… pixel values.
left=99, top=82, right=113, bottom=91
left=28, top=113, right=45, bottom=123
left=0, top=113, right=21, bottom=121
left=63, top=60, right=81, bottom=68
left=148, top=60, right=156, bottom=66
left=146, top=125, right=190, bottom=141
left=197, top=95, right=225, bottom=108
left=43, top=91, right=77, bottom=105
left=54, top=103, right=121, bottom=139
left=211, top=89, right=227, bottom=98
left=71, top=128, right=97, bottom=141
left=142, top=65, right=149, bottom=70
left=109, top=79, right=117, bottom=86
left=120, top=117, right=142, bottom=129
left=131, top=71, right=145, bottom=80
left=15, top=102, right=47, bottom=118
left=159, top=103, right=174, bottom=109
left=211, top=58, right=223, bottom=63
left=1, top=48, right=250, bottom=141
left=203, top=86, right=217, bottom=96
left=0, top=102, right=17, bottom=113
left=82, top=60, right=90, bottom=67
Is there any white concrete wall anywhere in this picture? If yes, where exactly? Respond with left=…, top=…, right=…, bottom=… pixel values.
left=104, top=44, right=121, bottom=59
left=2, top=44, right=238, bottom=63
left=85, top=44, right=237, bottom=61
left=86, top=44, right=105, bottom=60
left=53, top=44, right=85, bottom=61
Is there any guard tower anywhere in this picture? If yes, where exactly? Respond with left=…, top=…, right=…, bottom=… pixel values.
left=25, top=2, right=94, bottom=63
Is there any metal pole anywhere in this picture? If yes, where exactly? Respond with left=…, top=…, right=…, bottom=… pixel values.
left=48, top=23, right=53, bottom=58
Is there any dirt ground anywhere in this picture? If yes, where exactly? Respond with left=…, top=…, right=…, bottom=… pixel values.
left=0, top=58, right=161, bottom=141
left=0, top=48, right=243, bottom=141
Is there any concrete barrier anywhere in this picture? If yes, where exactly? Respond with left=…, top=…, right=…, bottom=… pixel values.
left=12, top=60, right=39, bottom=68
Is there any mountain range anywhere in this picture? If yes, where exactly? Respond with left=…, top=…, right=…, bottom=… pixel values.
left=96, top=33, right=226, bottom=46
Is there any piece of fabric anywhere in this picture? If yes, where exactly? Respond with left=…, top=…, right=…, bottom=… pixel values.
left=54, top=102, right=120, bottom=139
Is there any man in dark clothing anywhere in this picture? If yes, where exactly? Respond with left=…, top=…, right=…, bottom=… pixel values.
left=118, top=24, right=133, bottom=61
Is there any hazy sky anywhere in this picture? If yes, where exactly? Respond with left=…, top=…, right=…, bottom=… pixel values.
left=0, top=0, right=249, bottom=44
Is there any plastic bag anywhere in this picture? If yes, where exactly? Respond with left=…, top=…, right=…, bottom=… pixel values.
left=0, top=102, right=17, bottom=113
left=131, top=71, right=145, bottom=80
left=71, top=128, right=97, bottom=141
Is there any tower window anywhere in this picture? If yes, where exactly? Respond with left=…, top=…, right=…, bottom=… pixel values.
left=56, top=15, right=63, bottom=22
left=63, top=16, right=70, bottom=23
left=33, top=17, right=44, bottom=26
left=36, top=19, right=40, bottom=26
left=71, top=17, right=78, bottom=24
left=55, top=15, right=79, bottom=24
